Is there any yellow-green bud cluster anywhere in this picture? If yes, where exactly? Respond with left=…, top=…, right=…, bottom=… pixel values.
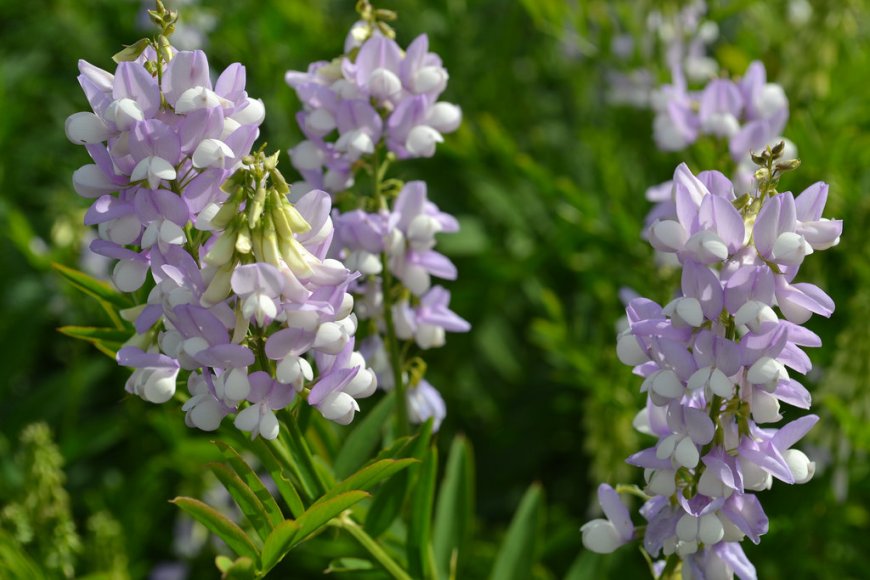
left=212, top=150, right=312, bottom=269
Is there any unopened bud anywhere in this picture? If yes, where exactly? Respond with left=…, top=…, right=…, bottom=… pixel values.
left=248, top=187, right=267, bottom=229
left=771, top=140, right=785, bottom=157
left=775, top=158, right=801, bottom=172
left=750, top=150, right=769, bottom=166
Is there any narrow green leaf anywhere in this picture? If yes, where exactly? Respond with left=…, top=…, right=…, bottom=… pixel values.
left=248, top=437, right=305, bottom=518
left=433, top=437, right=475, bottom=579
left=259, top=520, right=301, bottom=573
left=408, top=447, right=438, bottom=579
left=171, top=497, right=259, bottom=561
left=297, top=491, right=370, bottom=542
left=278, top=418, right=326, bottom=498
left=214, top=441, right=284, bottom=527
left=209, top=462, right=273, bottom=541
left=313, top=454, right=337, bottom=491
left=362, top=422, right=434, bottom=538
left=260, top=491, right=369, bottom=573
left=371, top=434, right=415, bottom=462
left=334, top=391, right=395, bottom=478
left=488, top=484, right=545, bottom=580
left=51, top=262, right=132, bottom=310
left=325, top=558, right=375, bottom=574
left=58, top=326, right=131, bottom=343
left=112, top=37, right=151, bottom=63
left=363, top=470, right=408, bottom=537
left=326, top=458, right=417, bottom=500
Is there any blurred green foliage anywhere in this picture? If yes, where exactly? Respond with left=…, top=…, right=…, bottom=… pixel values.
left=0, top=0, right=868, bottom=578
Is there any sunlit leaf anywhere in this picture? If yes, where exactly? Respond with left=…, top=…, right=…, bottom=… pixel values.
left=171, top=497, right=260, bottom=561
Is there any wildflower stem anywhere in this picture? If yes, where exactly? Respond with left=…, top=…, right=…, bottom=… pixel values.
left=333, top=514, right=412, bottom=580
left=372, top=146, right=410, bottom=435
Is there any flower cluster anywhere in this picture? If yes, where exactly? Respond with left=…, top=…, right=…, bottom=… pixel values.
left=652, top=61, right=791, bottom=185
left=66, top=14, right=375, bottom=439
left=607, top=0, right=718, bottom=107
left=582, top=149, right=841, bottom=579
left=283, top=10, right=469, bottom=431
left=332, top=180, right=470, bottom=429
left=285, top=20, right=461, bottom=195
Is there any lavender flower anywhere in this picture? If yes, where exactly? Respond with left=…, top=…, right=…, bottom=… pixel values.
left=283, top=5, right=469, bottom=432
left=66, top=9, right=377, bottom=439
left=650, top=60, right=793, bottom=191
left=285, top=24, right=461, bottom=195
left=583, top=147, right=841, bottom=579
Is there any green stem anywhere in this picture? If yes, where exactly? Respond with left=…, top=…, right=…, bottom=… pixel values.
left=381, top=255, right=411, bottom=435
left=334, top=515, right=412, bottom=580
left=371, top=147, right=410, bottom=436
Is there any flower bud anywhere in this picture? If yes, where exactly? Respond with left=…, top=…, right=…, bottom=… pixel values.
left=427, top=102, right=462, bottom=132
left=414, top=66, right=449, bottom=94
left=368, top=67, right=402, bottom=99
left=646, top=469, right=676, bottom=496
left=192, top=139, right=235, bottom=170
left=73, top=165, right=117, bottom=198
left=405, top=125, right=444, bottom=158
left=174, top=86, right=226, bottom=114
left=290, top=140, right=325, bottom=171
left=313, top=322, right=348, bottom=355
left=674, top=436, right=700, bottom=468
left=784, top=449, right=815, bottom=484
left=318, top=391, right=359, bottom=425
left=223, top=368, right=251, bottom=402
left=65, top=112, right=110, bottom=144
left=651, top=369, right=683, bottom=399
left=230, top=99, right=265, bottom=126
left=131, top=156, right=177, bottom=190
left=771, top=231, right=812, bottom=266
left=747, top=356, right=787, bottom=390
left=751, top=389, right=782, bottom=423
left=685, top=230, right=729, bottom=263
left=616, top=332, right=648, bottom=366
left=204, top=231, right=237, bottom=266
left=113, top=259, right=148, bottom=293
left=676, top=514, right=698, bottom=542
left=648, top=220, right=687, bottom=253
left=305, top=108, right=337, bottom=135
left=580, top=520, right=624, bottom=554
left=698, top=514, right=725, bottom=545
left=105, top=98, right=145, bottom=130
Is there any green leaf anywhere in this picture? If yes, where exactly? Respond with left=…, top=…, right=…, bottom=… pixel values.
left=171, top=497, right=260, bottom=561
left=334, top=391, right=395, bottom=478
left=214, top=441, right=284, bottom=527
left=488, top=484, right=545, bottom=580
left=248, top=437, right=305, bottom=518
left=112, top=38, right=151, bottom=63
left=209, top=462, right=274, bottom=541
left=433, top=436, right=475, bottom=579
left=57, top=326, right=131, bottom=343
left=278, top=418, right=326, bottom=499
left=297, top=491, right=370, bottom=543
left=259, top=520, right=301, bottom=573
left=324, top=558, right=375, bottom=574
left=363, top=471, right=408, bottom=538
left=408, top=447, right=438, bottom=579
left=260, top=491, right=369, bottom=573
left=326, top=458, right=418, bottom=500
left=51, top=263, right=132, bottom=310
left=363, top=421, right=434, bottom=538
